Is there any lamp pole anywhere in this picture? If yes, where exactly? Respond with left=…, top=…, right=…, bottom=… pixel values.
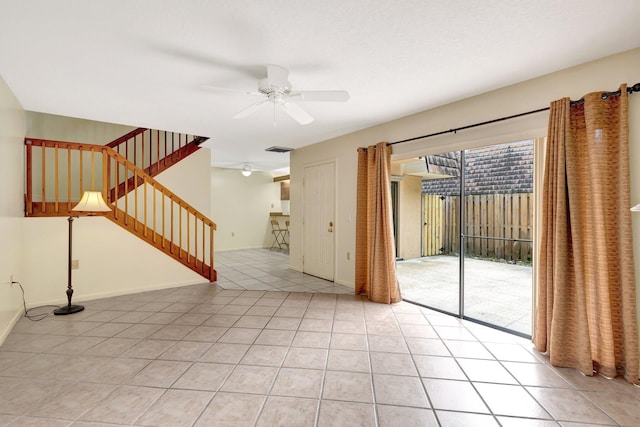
left=54, top=216, right=84, bottom=315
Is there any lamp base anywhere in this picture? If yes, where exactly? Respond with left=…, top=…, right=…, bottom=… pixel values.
left=54, top=304, right=85, bottom=315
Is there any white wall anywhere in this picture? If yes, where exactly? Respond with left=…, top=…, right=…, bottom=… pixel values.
left=0, top=75, right=27, bottom=344
left=22, top=217, right=206, bottom=307
left=211, top=168, right=282, bottom=251
left=291, top=48, right=640, bottom=294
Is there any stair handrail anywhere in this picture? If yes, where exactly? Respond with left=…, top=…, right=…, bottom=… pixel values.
left=25, top=138, right=216, bottom=280
left=105, top=127, right=148, bottom=148
left=105, top=127, right=209, bottom=176
left=106, top=145, right=215, bottom=227
left=107, top=145, right=216, bottom=279
left=26, top=138, right=216, bottom=226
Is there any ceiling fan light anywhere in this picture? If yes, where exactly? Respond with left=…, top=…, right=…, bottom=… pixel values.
left=242, top=164, right=252, bottom=177
left=229, top=64, right=348, bottom=125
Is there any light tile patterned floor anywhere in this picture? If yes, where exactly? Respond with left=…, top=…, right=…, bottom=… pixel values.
left=0, top=249, right=638, bottom=426
left=215, top=249, right=352, bottom=294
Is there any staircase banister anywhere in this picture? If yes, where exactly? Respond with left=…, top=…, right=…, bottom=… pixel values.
left=25, top=136, right=216, bottom=281
left=104, top=145, right=217, bottom=229
left=26, top=138, right=98, bottom=148
left=24, top=138, right=216, bottom=230
left=105, top=127, right=148, bottom=148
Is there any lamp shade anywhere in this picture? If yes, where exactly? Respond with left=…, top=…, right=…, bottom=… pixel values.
left=72, top=191, right=112, bottom=214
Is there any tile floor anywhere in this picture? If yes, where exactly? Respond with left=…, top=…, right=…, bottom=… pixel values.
left=214, top=249, right=352, bottom=294
left=0, top=249, right=638, bottom=426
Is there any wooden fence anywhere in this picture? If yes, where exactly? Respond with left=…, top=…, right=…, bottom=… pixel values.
left=423, top=193, right=533, bottom=263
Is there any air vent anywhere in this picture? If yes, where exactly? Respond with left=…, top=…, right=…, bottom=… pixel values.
left=265, top=146, right=293, bottom=153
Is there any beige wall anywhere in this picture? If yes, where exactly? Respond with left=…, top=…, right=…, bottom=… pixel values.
left=156, top=148, right=212, bottom=218
left=398, top=175, right=423, bottom=259
left=0, top=75, right=27, bottom=344
left=211, top=168, right=282, bottom=251
left=27, top=112, right=135, bottom=144
left=291, top=48, right=640, bottom=298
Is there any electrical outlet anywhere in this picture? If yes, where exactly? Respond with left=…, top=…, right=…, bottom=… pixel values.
left=71, top=259, right=80, bottom=269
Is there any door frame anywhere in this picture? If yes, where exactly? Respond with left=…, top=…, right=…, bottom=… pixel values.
left=302, top=160, right=336, bottom=281
left=391, top=180, right=399, bottom=259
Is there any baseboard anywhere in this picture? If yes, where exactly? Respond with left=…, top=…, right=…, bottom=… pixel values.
left=77, top=278, right=209, bottom=303
left=25, top=278, right=209, bottom=309
left=333, top=279, right=353, bottom=290
left=0, top=307, right=24, bottom=347
left=215, top=245, right=270, bottom=252
left=285, top=267, right=353, bottom=290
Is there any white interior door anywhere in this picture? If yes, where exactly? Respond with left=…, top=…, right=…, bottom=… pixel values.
left=303, top=162, right=335, bottom=281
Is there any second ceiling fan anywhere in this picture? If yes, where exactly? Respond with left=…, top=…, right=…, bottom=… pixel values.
left=227, top=64, right=349, bottom=125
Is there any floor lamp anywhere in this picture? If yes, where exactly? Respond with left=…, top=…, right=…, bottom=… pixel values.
left=54, top=191, right=112, bottom=315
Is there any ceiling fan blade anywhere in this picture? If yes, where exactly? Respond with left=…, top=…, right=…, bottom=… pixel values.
left=281, top=102, right=314, bottom=125
left=266, top=64, right=289, bottom=89
left=202, top=86, right=264, bottom=98
left=233, top=98, right=269, bottom=119
left=289, top=90, right=349, bottom=102
left=201, top=85, right=261, bottom=96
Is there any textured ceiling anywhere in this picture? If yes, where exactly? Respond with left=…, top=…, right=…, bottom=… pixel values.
left=1, top=0, right=640, bottom=173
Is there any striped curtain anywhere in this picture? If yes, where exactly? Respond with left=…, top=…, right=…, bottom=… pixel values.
left=355, top=142, right=401, bottom=304
left=534, top=84, right=639, bottom=383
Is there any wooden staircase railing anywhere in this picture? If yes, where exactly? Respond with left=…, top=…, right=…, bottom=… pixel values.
left=106, top=128, right=208, bottom=200
left=24, top=138, right=216, bottom=281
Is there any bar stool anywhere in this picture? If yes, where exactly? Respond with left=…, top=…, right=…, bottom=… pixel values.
left=284, top=220, right=290, bottom=250
left=270, top=219, right=288, bottom=251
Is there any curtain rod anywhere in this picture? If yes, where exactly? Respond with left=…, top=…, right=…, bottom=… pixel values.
left=389, top=83, right=640, bottom=146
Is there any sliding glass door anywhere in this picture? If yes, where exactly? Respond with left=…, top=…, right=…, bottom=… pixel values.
left=397, top=140, right=534, bottom=337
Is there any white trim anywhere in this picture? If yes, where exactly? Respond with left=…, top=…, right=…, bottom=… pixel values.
left=26, top=279, right=207, bottom=308
left=0, top=307, right=24, bottom=347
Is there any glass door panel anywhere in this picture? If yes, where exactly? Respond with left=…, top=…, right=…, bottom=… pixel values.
left=397, top=151, right=461, bottom=316
left=462, top=141, right=533, bottom=336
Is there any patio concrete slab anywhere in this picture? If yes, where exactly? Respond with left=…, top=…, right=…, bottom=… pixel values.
left=396, top=255, right=532, bottom=336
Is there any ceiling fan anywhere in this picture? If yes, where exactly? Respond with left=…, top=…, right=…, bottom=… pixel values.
left=213, top=64, right=349, bottom=125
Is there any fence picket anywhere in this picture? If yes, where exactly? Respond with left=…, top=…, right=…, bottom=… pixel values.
left=423, top=193, right=532, bottom=263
